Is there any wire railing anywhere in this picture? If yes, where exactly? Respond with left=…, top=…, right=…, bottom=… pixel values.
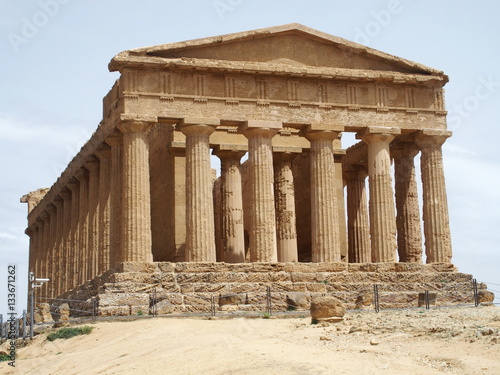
left=2, top=278, right=496, bottom=341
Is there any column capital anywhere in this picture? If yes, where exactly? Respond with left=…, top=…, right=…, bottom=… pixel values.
left=180, top=122, right=217, bottom=137
left=53, top=198, right=63, bottom=210
left=303, top=129, right=341, bottom=142
left=95, top=144, right=111, bottom=159
left=344, top=165, right=368, bottom=181
left=40, top=210, right=50, bottom=222
left=46, top=204, right=56, bottom=215
left=240, top=120, right=281, bottom=139
left=357, top=126, right=401, bottom=144
left=105, top=131, right=123, bottom=147
left=74, top=167, right=89, bottom=182
left=391, top=142, right=420, bottom=159
left=117, top=114, right=157, bottom=134
left=415, top=129, right=452, bottom=149
left=66, top=178, right=79, bottom=192
left=84, top=156, right=99, bottom=172
left=212, top=146, right=247, bottom=161
left=59, top=188, right=71, bottom=201
left=35, top=218, right=44, bottom=228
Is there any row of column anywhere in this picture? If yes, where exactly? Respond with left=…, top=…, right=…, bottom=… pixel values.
left=346, top=127, right=452, bottom=264
left=26, top=117, right=154, bottom=298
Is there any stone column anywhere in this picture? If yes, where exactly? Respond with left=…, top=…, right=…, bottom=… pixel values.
left=358, top=127, right=400, bottom=263
left=241, top=120, right=281, bottom=263
left=213, top=147, right=246, bottom=263
left=53, top=199, right=64, bottom=297
left=40, top=210, right=50, bottom=296
left=105, top=133, right=123, bottom=267
left=25, top=226, right=37, bottom=276
left=415, top=130, right=453, bottom=263
left=392, top=143, right=423, bottom=263
left=304, top=128, right=342, bottom=263
left=67, top=180, right=80, bottom=290
left=59, top=189, right=72, bottom=293
left=34, top=219, right=44, bottom=280
left=345, top=166, right=371, bottom=263
left=46, top=205, right=57, bottom=298
left=273, top=151, right=298, bottom=262
left=75, top=168, right=89, bottom=286
left=84, top=157, right=99, bottom=280
left=95, top=146, right=112, bottom=274
left=180, top=119, right=218, bottom=262
left=117, top=116, right=155, bottom=262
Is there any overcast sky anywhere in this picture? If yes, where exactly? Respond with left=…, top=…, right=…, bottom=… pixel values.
left=1, top=0, right=499, bottom=316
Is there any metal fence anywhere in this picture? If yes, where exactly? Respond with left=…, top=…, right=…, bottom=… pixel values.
left=1, top=278, right=497, bottom=341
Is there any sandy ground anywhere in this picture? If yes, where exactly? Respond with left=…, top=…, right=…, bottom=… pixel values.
left=1, top=305, right=499, bottom=375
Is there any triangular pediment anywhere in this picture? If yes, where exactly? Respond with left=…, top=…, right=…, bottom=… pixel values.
left=110, top=24, right=445, bottom=77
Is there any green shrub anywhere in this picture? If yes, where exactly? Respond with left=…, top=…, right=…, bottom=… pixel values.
left=0, top=354, right=10, bottom=362
left=263, top=312, right=271, bottom=319
left=46, top=326, right=93, bottom=342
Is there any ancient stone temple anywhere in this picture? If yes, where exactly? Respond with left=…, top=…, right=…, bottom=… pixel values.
left=22, top=24, right=474, bottom=312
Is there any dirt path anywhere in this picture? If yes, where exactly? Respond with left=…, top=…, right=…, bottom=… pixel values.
left=2, top=305, right=499, bottom=374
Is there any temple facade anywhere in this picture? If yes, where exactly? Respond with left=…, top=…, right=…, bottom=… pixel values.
left=21, top=24, right=453, bottom=299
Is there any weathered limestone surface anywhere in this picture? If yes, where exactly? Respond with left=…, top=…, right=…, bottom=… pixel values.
left=21, top=24, right=471, bottom=301
left=53, top=262, right=482, bottom=316
left=358, top=127, right=400, bottom=263
left=393, top=143, right=423, bottom=263
left=180, top=121, right=218, bottom=262
left=242, top=121, right=281, bottom=263
left=416, top=130, right=453, bottom=263
left=214, top=147, right=246, bottom=263
left=274, top=152, right=298, bottom=262
left=305, top=129, right=342, bottom=262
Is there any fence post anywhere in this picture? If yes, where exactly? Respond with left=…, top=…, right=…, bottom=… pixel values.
left=425, top=290, right=430, bottom=310
left=473, top=279, right=479, bottom=307
left=92, top=300, right=97, bottom=322
left=29, top=289, right=34, bottom=339
left=266, top=287, right=272, bottom=316
left=373, top=285, right=380, bottom=313
left=22, top=310, right=27, bottom=340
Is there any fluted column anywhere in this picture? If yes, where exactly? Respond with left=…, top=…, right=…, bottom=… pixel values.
left=304, top=129, right=342, bottom=263
left=105, top=133, right=123, bottom=267
left=85, top=157, right=99, bottom=280
left=95, top=146, right=112, bottom=274
left=180, top=120, right=217, bottom=262
left=40, top=211, right=50, bottom=296
left=26, top=226, right=37, bottom=276
left=59, top=189, right=72, bottom=293
left=117, top=118, right=154, bottom=262
left=415, top=130, right=453, bottom=263
left=345, top=166, right=371, bottom=263
left=241, top=121, right=281, bottom=263
left=213, top=147, right=246, bottom=263
left=359, top=127, right=400, bottom=262
left=273, top=152, right=298, bottom=262
left=46, top=205, right=57, bottom=298
left=392, top=143, right=423, bottom=263
left=34, top=219, right=44, bottom=280
left=75, top=168, right=89, bottom=285
left=53, top=199, right=64, bottom=297
left=67, top=180, right=80, bottom=290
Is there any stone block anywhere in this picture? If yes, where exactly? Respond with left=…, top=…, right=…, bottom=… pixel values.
left=34, top=303, right=52, bottom=324
left=98, top=306, right=130, bottom=316
left=418, top=292, right=437, bottom=307
left=153, top=299, right=174, bottom=314
left=310, top=296, right=346, bottom=320
left=286, top=293, right=310, bottom=310
left=161, top=283, right=181, bottom=293
left=157, top=262, right=175, bottom=272
left=479, top=290, right=495, bottom=304
left=53, top=303, right=71, bottom=327
left=118, top=262, right=159, bottom=273
left=219, top=294, right=245, bottom=306
left=131, top=305, right=149, bottom=315
left=98, top=292, right=149, bottom=307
